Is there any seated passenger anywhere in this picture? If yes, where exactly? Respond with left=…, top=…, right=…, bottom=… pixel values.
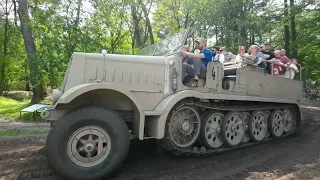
left=249, top=45, right=267, bottom=69
left=220, top=47, right=235, bottom=63
left=277, top=49, right=290, bottom=75
left=181, top=45, right=206, bottom=87
left=268, top=50, right=285, bottom=76
left=261, top=42, right=276, bottom=74
left=224, top=46, right=249, bottom=67
left=283, top=58, right=299, bottom=79
left=213, top=47, right=225, bottom=63
left=181, top=37, right=213, bottom=67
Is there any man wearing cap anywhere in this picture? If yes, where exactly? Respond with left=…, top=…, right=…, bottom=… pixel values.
left=181, top=45, right=207, bottom=87
left=261, top=42, right=275, bottom=74
left=181, top=37, right=213, bottom=68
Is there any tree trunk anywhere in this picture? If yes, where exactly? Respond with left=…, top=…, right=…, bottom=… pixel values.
left=290, top=0, right=298, bottom=58
left=131, top=5, right=143, bottom=48
left=18, top=0, right=44, bottom=104
left=284, top=0, right=290, bottom=57
left=141, top=1, right=154, bottom=44
left=13, top=0, right=18, bottom=26
left=69, top=0, right=82, bottom=56
left=0, top=0, right=9, bottom=96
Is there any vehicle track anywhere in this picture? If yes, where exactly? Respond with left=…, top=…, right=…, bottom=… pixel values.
left=0, top=104, right=319, bottom=180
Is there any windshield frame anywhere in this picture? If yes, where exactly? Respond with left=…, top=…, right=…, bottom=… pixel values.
left=138, top=28, right=191, bottom=56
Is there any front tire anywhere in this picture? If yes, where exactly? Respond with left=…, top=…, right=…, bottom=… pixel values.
left=46, top=106, right=130, bottom=180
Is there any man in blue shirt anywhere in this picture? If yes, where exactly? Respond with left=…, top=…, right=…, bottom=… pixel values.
left=181, top=37, right=213, bottom=67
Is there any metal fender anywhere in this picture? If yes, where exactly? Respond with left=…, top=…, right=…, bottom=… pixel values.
left=153, top=90, right=205, bottom=139
left=54, top=83, right=145, bottom=140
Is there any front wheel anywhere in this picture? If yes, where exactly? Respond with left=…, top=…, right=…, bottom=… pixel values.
left=46, top=106, right=130, bottom=180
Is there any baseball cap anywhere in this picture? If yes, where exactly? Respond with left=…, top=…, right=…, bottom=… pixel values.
left=195, top=37, right=206, bottom=44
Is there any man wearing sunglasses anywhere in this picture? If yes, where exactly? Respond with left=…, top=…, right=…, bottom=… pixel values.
left=213, top=48, right=225, bottom=63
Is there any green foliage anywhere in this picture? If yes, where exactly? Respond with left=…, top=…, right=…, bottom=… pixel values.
left=0, top=96, right=30, bottom=119
left=0, top=0, right=319, bottom=96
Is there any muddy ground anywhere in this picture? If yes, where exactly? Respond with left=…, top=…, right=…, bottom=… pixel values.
left=0, top=100, right=320, bottom=180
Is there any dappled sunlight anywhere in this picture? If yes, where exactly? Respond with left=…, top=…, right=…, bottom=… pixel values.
left=246, top=158, right=320, bottom=180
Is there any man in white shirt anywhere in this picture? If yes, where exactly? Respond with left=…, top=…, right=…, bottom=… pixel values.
left=220, top=47, right=234, bottom=63
left=213, top=47, right=225, bottom=63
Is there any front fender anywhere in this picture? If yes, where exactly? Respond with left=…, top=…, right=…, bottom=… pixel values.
left=153, top=90, right=201, bottom=139
left=54, top=83, right=146, bottom=140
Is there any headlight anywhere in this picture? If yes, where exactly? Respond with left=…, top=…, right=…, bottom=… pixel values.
left=52, top=89, right=62, bottom=103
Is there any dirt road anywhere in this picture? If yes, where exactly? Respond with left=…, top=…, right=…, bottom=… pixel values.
left=0, top=101, right=320, bottom=180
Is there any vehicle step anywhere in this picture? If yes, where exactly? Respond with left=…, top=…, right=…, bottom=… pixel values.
left=145, top=111, right=162, bottom=116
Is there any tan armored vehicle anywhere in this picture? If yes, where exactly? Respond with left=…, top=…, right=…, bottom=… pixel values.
left=42, top=29, right=303, bottom=180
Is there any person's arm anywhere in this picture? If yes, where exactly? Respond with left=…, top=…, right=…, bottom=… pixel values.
left=219, top=54, right=225, bottom=63
left=181, top=50, right=205, bottom=59
left=290, top=64, right=299, bottom=73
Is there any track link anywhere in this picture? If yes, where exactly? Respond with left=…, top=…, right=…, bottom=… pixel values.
left=160, top=99, right=299, bottom=156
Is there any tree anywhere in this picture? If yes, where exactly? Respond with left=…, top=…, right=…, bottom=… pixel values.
left=18, top=0, right=44, bottom=104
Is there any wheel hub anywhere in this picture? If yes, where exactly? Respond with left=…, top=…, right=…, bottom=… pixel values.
left=85, top=142, right=95, bottom=152
left=231, top=125, right=236, bottom=132
left=255, top=122, right=260, bottom=128
left=181, top=120, right=191, bottom=132
left=217, top=128, right=221, bottom=134
left=67, top=126, right=112, bottom=168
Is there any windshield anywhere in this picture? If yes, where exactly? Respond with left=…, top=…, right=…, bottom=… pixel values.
left=138, top=29, right=189, bottom=56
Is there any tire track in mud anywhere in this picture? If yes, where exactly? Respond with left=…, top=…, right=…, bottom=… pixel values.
left=0, top=108, right=320, bottom=180
left=111, top=122, right=320, bottom=180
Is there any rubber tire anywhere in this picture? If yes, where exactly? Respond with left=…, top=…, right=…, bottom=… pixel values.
left=46, top=106, right=130, bottom=180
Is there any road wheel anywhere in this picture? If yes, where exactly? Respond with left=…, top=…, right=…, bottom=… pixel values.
left=283, top=108, right=294, bottom=133
left=268, top=109, right=284, bottom=138
left=248, top=110, right=268, bottom=142
left=241, top=112, right=250, bottom=143
left=46, top=106, right=130, bottom=180
left=222, top=111, right=245, bottom=147
left=199, top=111, right=224, bottom=149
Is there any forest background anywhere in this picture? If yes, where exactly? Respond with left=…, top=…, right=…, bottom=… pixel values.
left=0, top=0, right=319, bottom=104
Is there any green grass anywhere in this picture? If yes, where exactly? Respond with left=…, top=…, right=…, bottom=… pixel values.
left=0, top=96, right=52, bottom=121
left=0, top=129, right=49, bottom=136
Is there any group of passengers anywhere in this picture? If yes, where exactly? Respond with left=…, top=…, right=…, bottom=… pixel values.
left=180, top=37, right=299, bottom=87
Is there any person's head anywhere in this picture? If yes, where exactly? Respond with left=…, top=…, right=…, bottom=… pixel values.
left=220, top=47, right=227, bottom=54
left=264, top=42, right=271, bottom=51
left=291, top=58, right=298, bottom=64
left=213, top=46, right=220, bottom=54
left=195, top=37, right=207, bottom=50
left=280, top=49, right=286, bottom=56
left=182, top=45, right=190, bottom=52
left=211, top=46, right=217, bottom=54
left=249, top=45, right=260, bottom=54
left=238, top=46, right=246, bottom=55
left=274, top=50, right=281, bottom=58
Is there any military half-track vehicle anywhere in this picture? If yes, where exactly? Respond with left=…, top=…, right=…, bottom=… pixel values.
left=42, top=29, right=303, bottom=180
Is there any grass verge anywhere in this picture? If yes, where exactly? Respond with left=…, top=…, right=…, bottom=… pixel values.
left=0, top=96, right=51, bottom=121
left=0, top=129, right=49, bottom=136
